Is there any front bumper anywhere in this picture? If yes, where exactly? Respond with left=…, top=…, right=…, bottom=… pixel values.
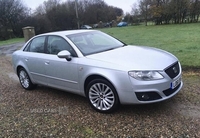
left=118, top=62, right=183, bottom=104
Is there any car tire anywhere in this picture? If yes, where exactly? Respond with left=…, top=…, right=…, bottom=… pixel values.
left=18, top=68, right=36, bottom=90
left=86, top=79, right=119, bottom=113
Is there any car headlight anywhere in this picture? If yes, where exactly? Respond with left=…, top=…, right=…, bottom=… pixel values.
left=128, top=71, right=164, bottom=81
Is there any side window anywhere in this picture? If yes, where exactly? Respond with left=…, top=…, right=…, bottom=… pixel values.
left=24, top=36, right=45, bottom=53
left=24, top=42, right=31, bottom=51
left=47, top=36, right=77, bottom=57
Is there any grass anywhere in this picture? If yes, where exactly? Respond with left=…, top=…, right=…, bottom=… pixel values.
left=101, top=23, right=200, bottom=70
left=0, top=38, right=24, bottom=46
left=1, top=24, right=200, bottom=69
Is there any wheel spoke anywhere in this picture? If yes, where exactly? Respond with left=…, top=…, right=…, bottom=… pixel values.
left=97, top=83, right=102, bottom=92
left=96, top=98, right=100, bottom=108
left=104, top=87, right=110, bottom=93
left=90, top=95, right=99, bottom=100
left=92, top=97, right=99, bottom=104
left=105, top=91, right=113, bottom=96
left=100, top=100, right=103, bottom=110
left=104, top=97, right=114, bottom=104
left=102, top=99, right=109, bottom=109
left=91, top=87, right=98, bottom=93
left=90, top=90, right=99, bottom=96
left=93, top=84, right=100, bottom=92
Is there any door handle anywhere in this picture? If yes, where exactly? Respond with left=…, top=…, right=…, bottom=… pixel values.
left=25, top=58, right=28, bottom=61
left=45, top=61, right=50, bottom=65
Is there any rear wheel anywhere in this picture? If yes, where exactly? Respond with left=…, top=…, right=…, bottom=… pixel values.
left=86, top=79, right=119, bottom=113
left=18, top=68, right=36, bottom=90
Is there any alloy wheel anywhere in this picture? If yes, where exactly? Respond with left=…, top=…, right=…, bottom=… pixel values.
left=89, top=82, right=115, bottom=111
left=19, top=70, right=30, bottom=88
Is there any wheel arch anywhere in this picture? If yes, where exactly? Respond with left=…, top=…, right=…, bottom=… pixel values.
left=17, top=65, right=37, bottom=90
left=17, top=65, right=24, bottom=76
left=16, top=65, right=35, bottom=84
left=84, top=74, right=117, bottom=97
left=82, top=68, right=133, bottom=105
left=14, top=58, right=30, bottom=77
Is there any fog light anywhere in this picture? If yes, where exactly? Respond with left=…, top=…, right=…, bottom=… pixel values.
left=135, top=92, right=162, bottom=101
left=141, top=94, right=149, bottom=100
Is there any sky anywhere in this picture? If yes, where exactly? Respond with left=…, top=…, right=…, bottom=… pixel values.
left=22, top=0, right=138, bottom=14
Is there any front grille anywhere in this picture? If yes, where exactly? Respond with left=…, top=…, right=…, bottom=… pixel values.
left=163, top=83, right=181, bottom=96
left=165, top=62, right=180, bottom=79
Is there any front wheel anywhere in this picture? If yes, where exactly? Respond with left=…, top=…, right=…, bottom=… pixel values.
left=86, top=79, right=119, bottom=113
left=18, top=68, right=36, bottom=90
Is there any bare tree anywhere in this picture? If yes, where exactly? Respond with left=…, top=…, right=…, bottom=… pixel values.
left=139, top=0, right=152, bottom=26
left=170, top=0, right=189, bottom=24
left=130, top=3, right=140, bottom=25
left=150, top=0, right=172, bottom=25
left=0, top=0, right=29, bottom=39
left=189, top=0, right=200, bottom=22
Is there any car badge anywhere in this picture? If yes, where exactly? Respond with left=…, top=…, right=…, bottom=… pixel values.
left=173, top=67, right=177, bottom=74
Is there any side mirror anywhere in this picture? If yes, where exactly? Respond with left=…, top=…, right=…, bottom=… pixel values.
left=57, top=50, right=72, bottom=61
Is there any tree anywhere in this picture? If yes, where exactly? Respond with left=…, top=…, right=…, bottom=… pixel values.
left=30, top=0, right=123, bottom=33
left=150, top=0, right=172, bottom=25
left=114, top=7, right=124, bottom=16
left=131, top=3, right=141, bottom=25
left=170, top=0, right=189, bottom=24
left=189, top=0, right=200, bottom=22
left=0, top=0, right=29, bottom=40
left=139, top=0, right=152, bottom=26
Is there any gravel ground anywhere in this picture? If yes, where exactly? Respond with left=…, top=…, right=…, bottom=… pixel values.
left=0, top=54, right=200, bottom=137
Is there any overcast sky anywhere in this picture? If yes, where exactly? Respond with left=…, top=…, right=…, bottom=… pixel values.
left=22, top=0, right=138, bottom=13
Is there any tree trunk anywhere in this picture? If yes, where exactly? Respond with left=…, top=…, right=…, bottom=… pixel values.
left=145, top=4, right=147, bottom=26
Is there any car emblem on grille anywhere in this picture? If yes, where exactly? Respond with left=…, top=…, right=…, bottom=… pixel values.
left=173, top=67, right=177, bottom=74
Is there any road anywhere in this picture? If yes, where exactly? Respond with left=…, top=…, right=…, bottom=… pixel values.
left=0, top=42, right=25, bottom=55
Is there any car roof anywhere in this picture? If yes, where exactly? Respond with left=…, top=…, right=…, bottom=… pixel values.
left=37, top=29, right=97, bottom=37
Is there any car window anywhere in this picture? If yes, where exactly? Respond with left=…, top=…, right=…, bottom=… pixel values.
left=67, top=31, right=124, bottom=55
left=70, top=36, right=87, bottom=46
left=90, top=34, right=115, bottom=46
left=24, top=36, right=45, bottom=53
left=47, top=36, right=77, bottom=57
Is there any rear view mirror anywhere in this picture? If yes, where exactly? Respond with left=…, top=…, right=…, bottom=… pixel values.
left=57, top=50, right=72, bottom=61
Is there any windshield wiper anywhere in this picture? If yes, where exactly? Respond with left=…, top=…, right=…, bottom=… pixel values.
left=103, top=46, right=122, bottom=52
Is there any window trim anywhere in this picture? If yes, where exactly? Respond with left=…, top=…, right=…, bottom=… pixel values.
left=23, top=35, right=78, bottom=57
left=46, top=35, right=78, bottom=57
left=23, top=36, right=47, bottom=54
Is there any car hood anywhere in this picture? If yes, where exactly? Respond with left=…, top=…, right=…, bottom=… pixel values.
left=86, top=46, right=178, bottom=71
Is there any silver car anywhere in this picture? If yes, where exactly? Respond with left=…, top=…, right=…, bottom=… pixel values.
left=12, top=30, right=183, bottom=113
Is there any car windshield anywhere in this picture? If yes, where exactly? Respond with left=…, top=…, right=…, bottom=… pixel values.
left=66, top=31, right=125, bottom=55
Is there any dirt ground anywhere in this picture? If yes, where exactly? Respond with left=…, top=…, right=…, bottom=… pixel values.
left=0, top=53, right=200, bottom=137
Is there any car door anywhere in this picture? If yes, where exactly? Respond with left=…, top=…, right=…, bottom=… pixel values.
left=23, top=36, right=47, bottom=85
left=44, top=35, right=80, bottom=94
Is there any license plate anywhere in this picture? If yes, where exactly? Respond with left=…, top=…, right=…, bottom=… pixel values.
left=171, top=77, right=182, bottom=89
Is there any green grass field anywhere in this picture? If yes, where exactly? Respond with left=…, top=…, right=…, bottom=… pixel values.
left=0, top=38, right=24, bottom=46
left=101, top=23, right=200, bottom=70
left=0, top=24, right=199, bottom=69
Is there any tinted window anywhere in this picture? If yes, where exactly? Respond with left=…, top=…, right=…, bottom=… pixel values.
left=24, top=36, right=45, bottom=53
left=47, top=36, right=77, bottom=57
